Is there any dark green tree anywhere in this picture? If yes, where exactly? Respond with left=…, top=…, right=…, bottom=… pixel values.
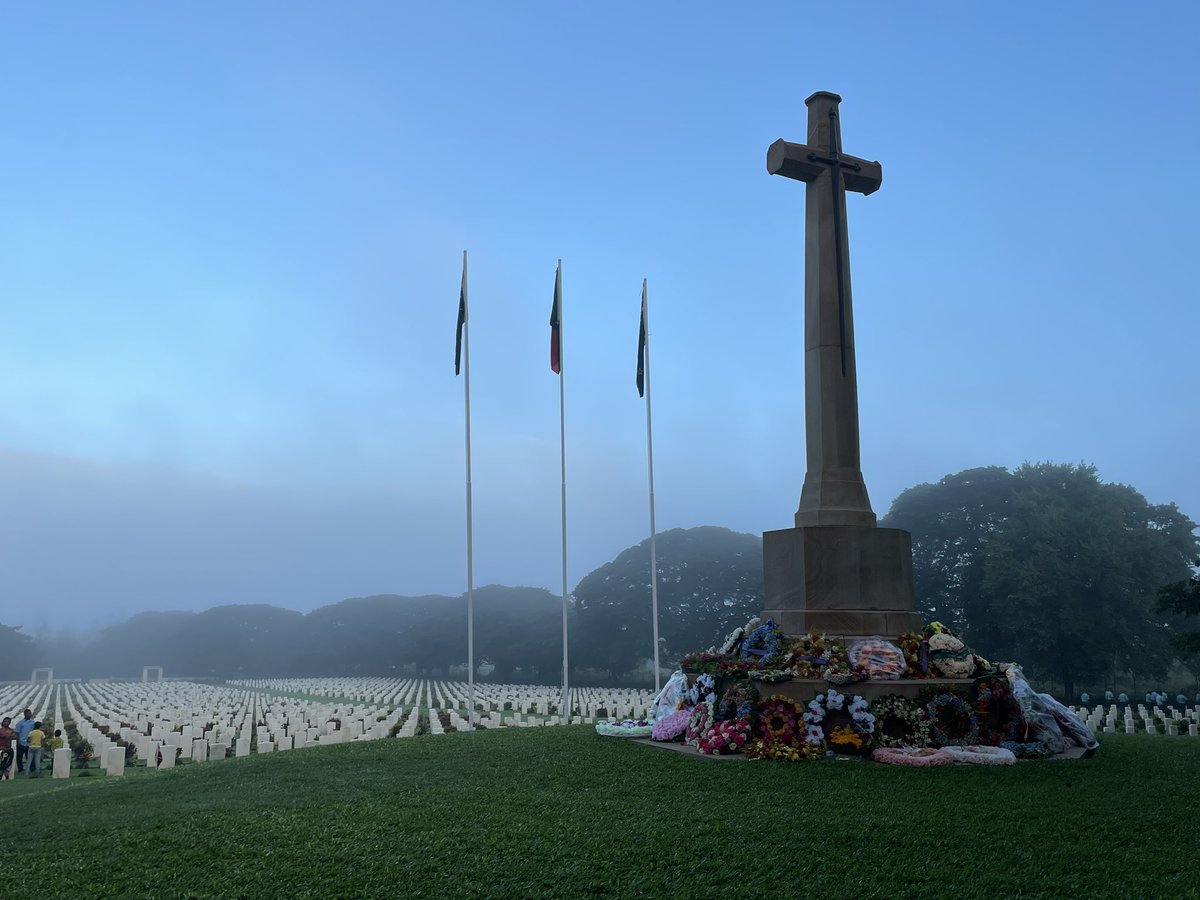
left=883, top=463, right=1198, bottom=698
left=572, top=526, right=763, bottom=679
left=881, top=466, right=1014, bottom=629
left=0, top=623, right=37, bottom=680
left=1156, top=560, right=1200, bottom=658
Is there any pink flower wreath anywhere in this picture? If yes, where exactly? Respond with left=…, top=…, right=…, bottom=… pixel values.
left=698, top=718, right=751, bottom=755
left=871, top=747, right=953, bottom=767
left=651, top=708, right=691, bottom=742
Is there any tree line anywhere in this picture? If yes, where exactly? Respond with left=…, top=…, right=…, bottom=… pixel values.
left=3, top=463, right=1198, bottom=691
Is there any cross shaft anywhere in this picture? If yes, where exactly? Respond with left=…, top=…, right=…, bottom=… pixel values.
left=767, top=91, right=882, bottom=529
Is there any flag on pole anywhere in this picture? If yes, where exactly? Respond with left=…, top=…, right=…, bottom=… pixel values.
left=636, top=286, right=648, bottom=397
left=455, top=260, right=468, bottom=375
left=549, top=263, right=562, bottom=374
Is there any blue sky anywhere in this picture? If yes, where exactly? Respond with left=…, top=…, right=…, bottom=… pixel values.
left=1, top=3, right=1197, bottom=633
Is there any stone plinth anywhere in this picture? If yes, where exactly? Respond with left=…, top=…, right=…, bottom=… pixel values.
left=753, top=678, right=974, bottom=706
left=762, top=524, right=919, bottom=642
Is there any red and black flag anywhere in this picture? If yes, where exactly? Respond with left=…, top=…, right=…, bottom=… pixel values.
left=549, top=260, right=562, bottom=374
left=636, top=280, right=648, bottom=397
left=455, top=252, right=467, bottom=375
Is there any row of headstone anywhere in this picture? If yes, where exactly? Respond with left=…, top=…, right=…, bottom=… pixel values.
left=1074, top=704, right=1200, bottom=736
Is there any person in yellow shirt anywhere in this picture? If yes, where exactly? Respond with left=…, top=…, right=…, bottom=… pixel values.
left=47, top=730, right=65, bottom=753
left=27, top=722, right=45, bottom=778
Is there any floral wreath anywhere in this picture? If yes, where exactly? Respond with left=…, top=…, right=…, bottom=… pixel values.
left=698, top=718, right=751, bottom=755
left=651, top=708, right=690, bottom=742
left=790, top=632, right=848, bottom=679
left=871, top=746, right=953, bottom=767
left=999, top=740, right=1053, bottom=759
left=688, top=674, right=717, bottom=707
left=896, top=632, right=930, bottom=678
left=595, top=719, right=653, bottom=738
left=746, top=738, right=824, bottom=761
left=748, top=668, right=794, bottom=683
left=870, top=694, right=932, bottom=749
left=741, top=619, right=784, bottom=666
left=974, top=676, right=1025, bottom=745
left=754, top=695, right=804, bottom=747
left=718, top=682, right=759, bottom=722
left=803, top=688, right=875, bottom=753
left=940, top=745, right=1016, bottom=765
left=849, top=639, right=907, bottom=680
left=926, top=693, right=980, bottom=747
left=720, top=626, right=746, bottom=655
left=685, top=699, right=715, bottom=747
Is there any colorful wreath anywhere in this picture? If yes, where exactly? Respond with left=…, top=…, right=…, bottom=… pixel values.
left=688, top=674, right=717, bottom=706
left=718, top=682, right=759, bottom=722
left=741, top=619, right=784, bottom=666
left=849, top=638, right=907, bottom=680
left=871, top=747, right=953, bottom=767
left=790, top=632, right=849, bottom=679
left=748, top=668, right=794, bottom=683
left=685, top=699, right=715, bottom=747
left=595, top=719, right=653, bottom=738
left=698, top=718, right=751, bottom=755
left=680, top=651, right=722, bottom=675
left=651, top=708, right=690, bottom=742
left=754, top=695, right=804, bottom=746
left=896, top=632, right=930, bottom=678
left=803, top=688, right=875, bottom=753
left=746, top=738, right=824, bottom=761
left=871, top=694, right=932, bottom=749
left=999, top=740, right=1053, bottom=759
left=974, top=676, right=1026, bottom=745
left=926, top=693, right=980, bottom=747
left=940, top=745, right=1017, bottom=765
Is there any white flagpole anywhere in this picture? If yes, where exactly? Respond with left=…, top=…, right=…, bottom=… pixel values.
left=556, top=259, right=570, bottom=720
left=462, top=250, right=476, bottom=730
left=642, top=279, right=661, bottom=694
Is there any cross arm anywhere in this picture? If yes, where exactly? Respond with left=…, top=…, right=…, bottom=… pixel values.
left=766, top=139, right=883, bottom=195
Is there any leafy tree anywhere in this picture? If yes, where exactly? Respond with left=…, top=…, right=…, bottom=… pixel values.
left=0, top=622, right=37, bottom=680
left=883, top=463, right=1198, bottom=698
left=572, top=526, right=763, bottom=679
left=1157, top=560, right=1200, bottom=657
left=881, top=466, right=1013, bottom=629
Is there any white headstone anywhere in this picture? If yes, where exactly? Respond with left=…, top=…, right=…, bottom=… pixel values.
left=192, top=739, right=208, bottom=762
left=105, top=746, right=126, bottom=776
left=52, top=747, right=71, bottom=779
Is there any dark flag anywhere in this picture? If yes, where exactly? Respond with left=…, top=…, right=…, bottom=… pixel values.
left=549, top=261, right=562, bottom=374
left=455, top=253, right=467, bottom=375
left=636, top=283, right=647, bottom=397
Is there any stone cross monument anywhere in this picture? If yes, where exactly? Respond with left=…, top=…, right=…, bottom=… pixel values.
left=761, top=92, right=920, bottom=641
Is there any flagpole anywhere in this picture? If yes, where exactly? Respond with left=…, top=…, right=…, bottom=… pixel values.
left=556, top=259, right=570, bottom=721
left=462, top=250, right=475, bottom=730
left=642, top=279, right=661, bottom=694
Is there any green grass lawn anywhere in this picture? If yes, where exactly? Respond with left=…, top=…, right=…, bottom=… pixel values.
left=3, top=730, right=1197, bottom=898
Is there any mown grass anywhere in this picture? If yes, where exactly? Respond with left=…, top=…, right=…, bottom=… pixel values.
left=2, top=730, right=1197, bottom=898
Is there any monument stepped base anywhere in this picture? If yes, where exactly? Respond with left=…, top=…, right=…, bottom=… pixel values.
left=762, top=524, right=920, bottom=644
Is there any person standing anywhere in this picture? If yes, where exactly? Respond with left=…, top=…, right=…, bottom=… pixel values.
left=27, top=722, right=46, bottom=778
left=0, top=717, right=15, bottom=781
left=13, top=709, right=34, bottom=774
